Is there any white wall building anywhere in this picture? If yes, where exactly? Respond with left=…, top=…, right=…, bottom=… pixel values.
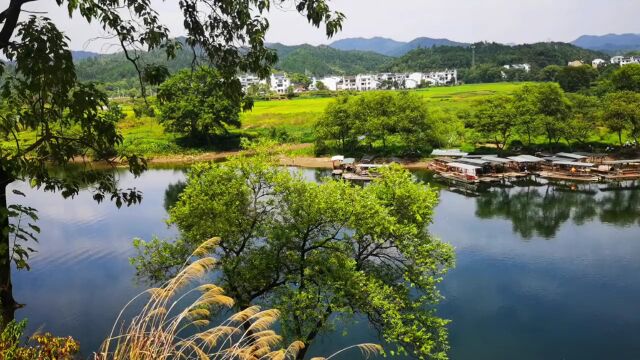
left=611, top=56, right=624, bottom=65
left=269, top=73, right=291, bottom=94
left=592, top=59, right=607, bottom=68
left=238, top=74, right=265, bottom=92
left=503, top=64, right=531, bottom=72
left=319, top=76, right=342, bottom=91
left=337, top=76, right=358, bottom=91
left=620, top=57, right=640, bottom=66
left=355, top=74, right=379, bottom=91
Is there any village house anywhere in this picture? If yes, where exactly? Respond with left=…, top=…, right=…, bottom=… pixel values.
left=503, top=64, right=531, bottom=72
left=568, top=60, right=585, bottom=67
left=269, top=73, right=291, bottom=94
left=592, top=59, right=607, bottom=68
left=355, top=74, right=379, bottom=91
left=238, top=74, right=265, bottom=92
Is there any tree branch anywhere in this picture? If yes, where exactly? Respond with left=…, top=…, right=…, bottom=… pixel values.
left=0, top=0, right=38, bottom=51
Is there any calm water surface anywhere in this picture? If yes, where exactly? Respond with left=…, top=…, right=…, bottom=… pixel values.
left=10, top=168, right=640, bottom=359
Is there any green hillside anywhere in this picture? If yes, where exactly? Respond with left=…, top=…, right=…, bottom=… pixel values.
left=387, top=42, right=608, bottom=72
left=75, top=42, right=390, bottom=83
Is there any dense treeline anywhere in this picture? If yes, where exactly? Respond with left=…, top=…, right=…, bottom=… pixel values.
left=314, top=92, right=464, bottom=155
left=76, top=39, right=611, bottom=95
left=316, top=65, right=640, bottom=155
left=75, top=40, right=391, bottom=89
left=387, top=42, right=608, bottom=83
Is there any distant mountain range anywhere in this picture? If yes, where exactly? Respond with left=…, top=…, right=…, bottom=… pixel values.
left=571, top=33, right=640, bottom=54
left=329, top=36, right=468, bottom=56
left=71, top=50, right=101, bottom=60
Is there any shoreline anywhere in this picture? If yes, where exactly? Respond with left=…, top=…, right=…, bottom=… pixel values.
left=143, top=151, right=434, bottom=170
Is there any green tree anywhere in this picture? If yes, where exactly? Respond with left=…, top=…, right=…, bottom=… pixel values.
left=565, top=94, right=599, bottom=146
left=157, top=67, right=249, bottom=142
left=0, top=0, right=343, bottom=324
left=289, top=73, right=312, bottom=89
left=0, top=16, right=146, bottom=323
left=529, top=83, right=572, bottom=148
left=539, top=65, right=563, bottom=82
left=132, top=146, right=454, bottom=360
left=602, top=91, right=640, bottom=147
left=315, top=80, right=328, bottom=91
left=315, top=95, right=356, bottom=152
left=610, top=64, right=640, bottom=92
left=472, top=95, right=517, bottom=150
left=556, top=65, right=598, bottom=92
left=512, top=87, right=541, bottom=146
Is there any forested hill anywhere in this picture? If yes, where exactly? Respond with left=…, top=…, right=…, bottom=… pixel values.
left=572, top=34, right=640, bottom=54
left=386, top=42, right=609, bottom=72
left=74, top=42, right=390, bottom=83
left=267, top=43, right=391, bottom=76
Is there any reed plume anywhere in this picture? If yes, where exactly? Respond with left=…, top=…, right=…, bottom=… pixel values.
left=96, top=237, right=383, bottom=359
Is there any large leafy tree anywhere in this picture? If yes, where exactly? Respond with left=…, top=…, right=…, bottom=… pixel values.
left=610, top=64, right=640, bottom=92
left=0, top=0, right=343, bottom=324
left=315, top=92, right=436, bottom=154
left=157, top=67, right=250, bottom=142
left=556, top=65, right=598, bottom=92
left=524, top=83, right=571, bottom=149
left=472, top=95, right=517, bottom=150
left=603, top=91, right=640, bottom=147
left=133, top=146, right=454, bottom=360
left=565, top=94, right=600, bottom=146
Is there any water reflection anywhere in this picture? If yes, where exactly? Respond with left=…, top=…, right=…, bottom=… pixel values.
left=474, top=181, right=640, bottom=239
left=4, top=168, right=640, bottom=360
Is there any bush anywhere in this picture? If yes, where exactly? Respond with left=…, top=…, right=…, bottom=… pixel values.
left=0, top=319, right=79, bottom=359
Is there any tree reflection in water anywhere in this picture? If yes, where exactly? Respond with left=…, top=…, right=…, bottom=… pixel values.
left=475, top=180, right=640, bottom=239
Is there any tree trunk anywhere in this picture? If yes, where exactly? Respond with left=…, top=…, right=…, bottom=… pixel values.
left=618, top=131, right=623, bottom=146
left=0, top=177, right=17, bottom=327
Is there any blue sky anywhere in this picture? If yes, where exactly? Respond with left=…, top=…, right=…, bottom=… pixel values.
left=25, top=0, right=640, bottom=52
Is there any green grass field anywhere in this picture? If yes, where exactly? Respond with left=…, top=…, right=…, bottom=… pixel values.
left=12, top=82, right=621, bottom=158
left=241, top=83, right=527, bottom=144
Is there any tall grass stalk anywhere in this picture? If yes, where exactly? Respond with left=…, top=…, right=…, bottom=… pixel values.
left=96, top=237, right=382, bottom=360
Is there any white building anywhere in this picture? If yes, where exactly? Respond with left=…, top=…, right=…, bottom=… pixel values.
left=355, top=74, right=378, bottom=91
left=592, top=59, right=607, bottom=68
left=405, top=70, right=458, bottom=88
left=238, top=74, right=265, bottom=92
left=611, top=56, right=624, bottom=65
left=620, top=57, right=640, bottom=66
left=503, top=64, right=531, bottom=73
left=318, top=76, right=342, bottom=91
left=269, top=73, right=291, bottom=94
left=337, top=76, right=358, bottom=91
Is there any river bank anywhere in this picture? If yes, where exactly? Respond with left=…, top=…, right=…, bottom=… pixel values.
left=140, top=143, right=434, bottom=170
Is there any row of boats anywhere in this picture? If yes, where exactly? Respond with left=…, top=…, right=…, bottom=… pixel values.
left=329, top=150, right=640, bottom=185
left=428, top=149, right=640, bottom=184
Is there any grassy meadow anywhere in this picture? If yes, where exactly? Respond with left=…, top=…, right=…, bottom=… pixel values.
left=11, top=82, right=618, bottom=159
left=241, top=82, right=527, bottom=145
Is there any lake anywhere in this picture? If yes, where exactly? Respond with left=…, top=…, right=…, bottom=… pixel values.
left=9, top=167, right=640, bottom=359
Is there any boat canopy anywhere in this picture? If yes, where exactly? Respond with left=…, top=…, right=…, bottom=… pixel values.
left=431, top=149, right=468, bottom=157
left=508, top=155, right=544, bottom=163
left=482, top=156, right=512, bottom=164
left=552, top=161, right=594, bottom=167
left=447, top=162, right=481, bottom=171
left=603, top=159, right=640, bottom=165
left=465, top=154, right=497, bottom=159
left=556, top=152, right=587, bottom=160
left=343, top=158, right=356, bottom=164
left=331, top=155, right=344, bottom=161
left=459, top=158, right=491, bottom=165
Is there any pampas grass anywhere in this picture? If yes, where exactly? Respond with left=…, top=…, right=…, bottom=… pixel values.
left=95, top=237, right=383, bottom=360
